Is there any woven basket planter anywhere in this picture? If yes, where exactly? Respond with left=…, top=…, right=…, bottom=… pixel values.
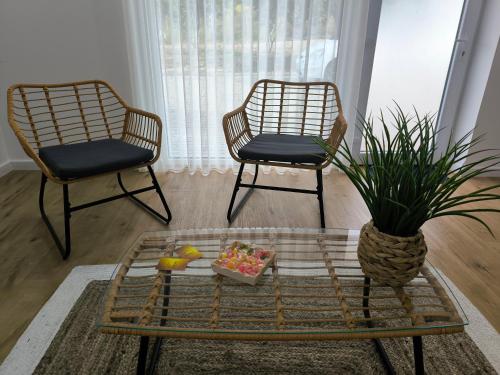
left=357, top=221, right=427, bottom=287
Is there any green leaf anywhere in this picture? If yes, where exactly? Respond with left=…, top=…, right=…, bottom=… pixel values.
left=315, top=102, right=500, bottom=237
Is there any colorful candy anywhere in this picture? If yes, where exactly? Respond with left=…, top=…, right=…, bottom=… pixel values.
left=214, top=241, right=271, bottom=276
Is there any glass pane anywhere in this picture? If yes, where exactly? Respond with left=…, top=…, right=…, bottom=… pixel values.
left=363, top=0, right=463, bottom=150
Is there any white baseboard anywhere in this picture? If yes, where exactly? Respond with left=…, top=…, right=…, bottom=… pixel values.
left=9, top=159, right=37, bottom=170
left=0, top=159, right=37, bottom=177
left=0, top=161, right=13, bottom=177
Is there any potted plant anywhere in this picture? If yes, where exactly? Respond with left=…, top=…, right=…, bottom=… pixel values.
left=316, top=105, right=500, bottom=287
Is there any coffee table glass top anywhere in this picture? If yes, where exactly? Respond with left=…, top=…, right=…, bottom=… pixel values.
left=98, top=228, right=467, bottom=340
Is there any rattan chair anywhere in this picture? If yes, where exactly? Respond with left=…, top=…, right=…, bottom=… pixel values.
left=223, top=79, right=347, bottom=227
left=7, top=80, right=172, bottom=259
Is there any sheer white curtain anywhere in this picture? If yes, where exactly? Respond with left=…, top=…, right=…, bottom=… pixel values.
left=125, top=0, right=346, bottom=174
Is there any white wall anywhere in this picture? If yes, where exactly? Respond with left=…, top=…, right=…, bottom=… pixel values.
left=0, top=126, right=9, bottom=176
left=0, top=0, right=131, bottom=171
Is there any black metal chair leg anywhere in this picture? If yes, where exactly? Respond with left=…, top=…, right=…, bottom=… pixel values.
left=316, top=169, right=325, bottom=228
left=62, top=184, right=71, bottom=259
left=227, top=163, right=260, bottom=223
left=147, top=165, right=172, bottom=223
left=117, top=167, right=172, bottom=224
left=39, top=173, right=71, bottom=260
left=251, top=163, right=259, bottom=185
left=228, top=163, right=328, bottom=226
left=40, top=167, right=171, bottom=260
left=227, top=163, right=244, bottom=222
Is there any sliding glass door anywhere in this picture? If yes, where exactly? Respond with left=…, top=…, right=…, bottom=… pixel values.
left=353, top=0, right=473, bottom=156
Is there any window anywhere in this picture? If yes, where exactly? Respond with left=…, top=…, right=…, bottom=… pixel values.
left=156, top=0, right=344, bottom=171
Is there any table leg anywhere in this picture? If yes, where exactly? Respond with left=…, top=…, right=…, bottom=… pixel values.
left=136, top=271, right=172, bottom=375
left=413, top=336, right=424, bottom=375
left=363, top=277, right=426, bottom=374
left=363, top=277, right=396, bottom=375
left=137, top=336, right=149, bottom=375
left=148, top=272, right=171, bottom=373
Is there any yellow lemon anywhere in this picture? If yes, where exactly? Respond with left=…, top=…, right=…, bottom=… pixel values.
left=176, top=245, right=203, bottom=260
left=157, top=257, right=189, bottom=271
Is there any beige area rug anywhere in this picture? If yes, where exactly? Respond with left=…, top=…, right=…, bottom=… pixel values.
left=36, top=281, right=496, bottom=374
left=1, top=265, right=499, bottom=375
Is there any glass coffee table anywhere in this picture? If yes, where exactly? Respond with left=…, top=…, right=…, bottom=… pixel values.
left=98, top=228, right=467, bottom=375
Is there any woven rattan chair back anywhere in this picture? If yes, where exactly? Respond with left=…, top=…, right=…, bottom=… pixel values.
left=243, top=80, right=343, bottom=140
left=7, top=80, right=162, bottom=182
left=8, top=81, right=127, bottom=149
left=224, top=79, right=347, bottom=170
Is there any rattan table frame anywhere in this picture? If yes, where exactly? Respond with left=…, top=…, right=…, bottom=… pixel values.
left=99, top=228, right=466, bottom=375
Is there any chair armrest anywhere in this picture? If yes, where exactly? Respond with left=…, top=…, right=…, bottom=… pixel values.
left=320, top=113, right=348, bottom=168
left=123, top=107, right=163, bottom=161
left=223, top=106, right=252, bottom=161
left=326, top=113, right=347, bottom=151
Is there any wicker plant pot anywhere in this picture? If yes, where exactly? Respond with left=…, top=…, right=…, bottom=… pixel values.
left=357, top=221, right=427, bottom=287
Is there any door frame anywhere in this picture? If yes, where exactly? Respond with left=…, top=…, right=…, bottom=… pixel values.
left=434, top=0, right=484, bottom=158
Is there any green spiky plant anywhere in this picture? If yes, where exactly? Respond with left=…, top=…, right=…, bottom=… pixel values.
left=316, top=105, right=500, bottom=237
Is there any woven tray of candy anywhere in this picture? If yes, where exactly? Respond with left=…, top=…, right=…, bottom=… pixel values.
left=211, top=241, right=275, bottom=285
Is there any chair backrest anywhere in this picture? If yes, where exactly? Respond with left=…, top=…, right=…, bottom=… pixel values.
left=242, top=79, right=343, bottom=139
left=7, top=80, right=127, bottom=152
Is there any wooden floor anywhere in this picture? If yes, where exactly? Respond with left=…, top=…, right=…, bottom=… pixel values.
left=0, top=169, right=499, bottom=361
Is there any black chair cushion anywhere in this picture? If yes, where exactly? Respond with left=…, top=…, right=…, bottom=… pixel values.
left=237, top=134, right=326, bottom=164
left=39, top=139, right=154, bottom=179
